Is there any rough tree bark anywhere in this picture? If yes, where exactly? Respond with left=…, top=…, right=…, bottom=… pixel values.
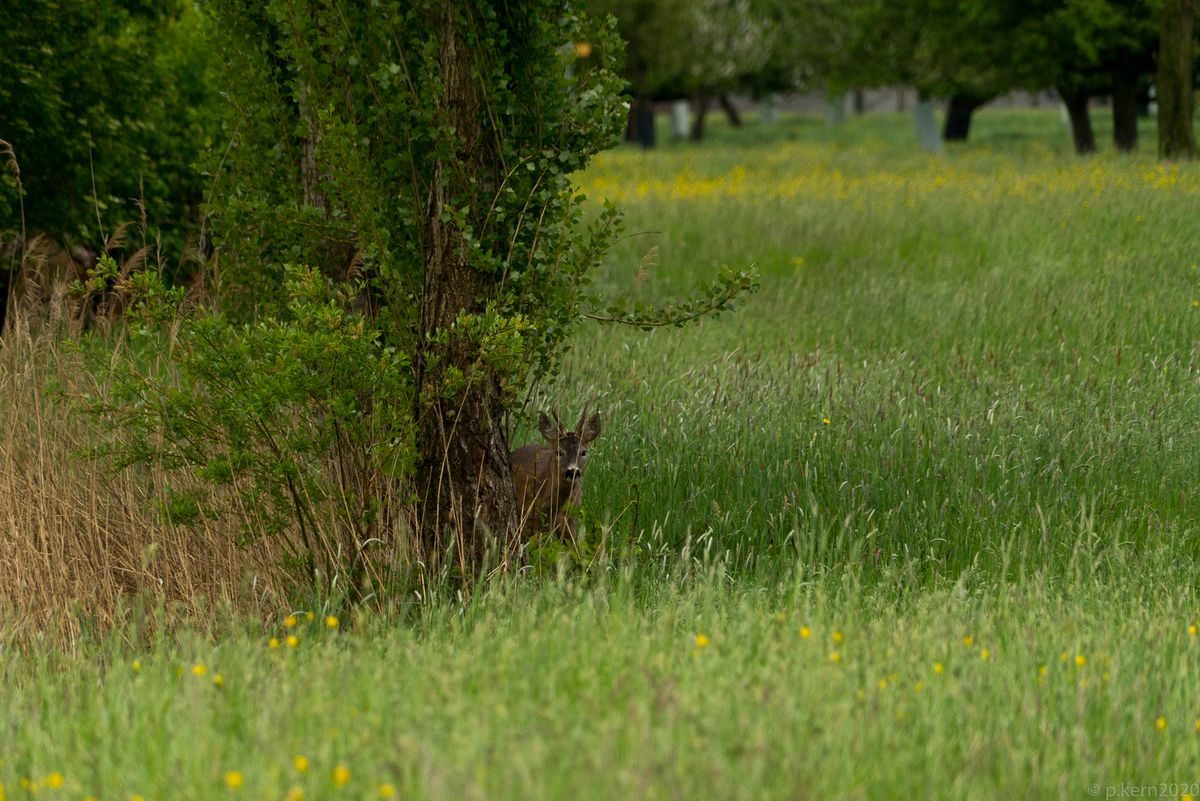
left=413, top=6, right=519, bottom=572
left=942, top=94, right=991, bottom=142
left=1157, top=0, right=1196, bottom=159
left=1112, top=62, right=1140, bottom=152
left=1059, top=87, right=1096, bottom=155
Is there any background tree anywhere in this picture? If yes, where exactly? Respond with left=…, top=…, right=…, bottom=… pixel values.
left=1157, top=0, right=1197, bottom=158
left=590, top=0, right=777, bottom=141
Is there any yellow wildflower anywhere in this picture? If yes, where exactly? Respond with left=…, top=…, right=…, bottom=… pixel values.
left=799, top=626, right=811, bottom=639
left=45, top=772, right=63, bottom=789
left=224, top=771, right=243, bottom=789
left=829, top=651, right=841, bottom=663
left=325, top=616, right=339, bottom=629
left=192, top=664, right=207, bottom=676
left=1074, top=654, right=1085, bottom=667
left=831, top=630, right=843, bottom=642
left=333, top=766, right=350, bottom=787
left=1156, top=717, right=1167, bottom=731
left=286, top=635, right=299, bottom=648
left=284, top=614, right=298, bottom=628
left=933, top=662, right=944, bottom=674
left=293, top=755, right=310, bottom=773
left=378, top=785, right=397, bottom=798
left=693, top=633, right=710, bottom=648
left=285, top=787, right=304, bottom=801
left=268, top=637, right=280, bottom=649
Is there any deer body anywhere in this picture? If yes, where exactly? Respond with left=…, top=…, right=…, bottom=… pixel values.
left=512, top=408, right=601, bottom=540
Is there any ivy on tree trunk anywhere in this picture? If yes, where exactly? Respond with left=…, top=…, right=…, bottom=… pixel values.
left=413, top=7, right=518, bottom=569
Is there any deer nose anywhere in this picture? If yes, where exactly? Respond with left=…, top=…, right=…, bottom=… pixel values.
left=564, top=467, right=582, bottom=481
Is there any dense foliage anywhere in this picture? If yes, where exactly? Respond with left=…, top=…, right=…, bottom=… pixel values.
left=0, top=0, right=216, bottom=258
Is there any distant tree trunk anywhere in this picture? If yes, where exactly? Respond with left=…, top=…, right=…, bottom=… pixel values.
left=626, top=98, right=656, bottom=149
left=690, top=93, right=709, bottom=141
left=852, top=89, right=865, bottom=114
left=1112, top=63, right=1139, bottom=152
left=1060, top=87, right=1096, bottom=154
left=914, top=94, right=942, bottom=153
left=825, top=92, right=846, bottom=126
left=942, top=93, right=991, bottom=141
left=1157, top=0, right=1196, bottom=159
left=718, top=95, right=742, bottom=127
left=414, top=6, right=519, bottom=571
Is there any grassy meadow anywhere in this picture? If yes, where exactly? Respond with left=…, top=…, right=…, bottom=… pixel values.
left=7, top=109, right=1200, bottom=799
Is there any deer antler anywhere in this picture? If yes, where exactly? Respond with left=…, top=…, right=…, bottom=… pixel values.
left=576, top=402, right=590, bottom=434
left=551, top=406, right=563, bottom=434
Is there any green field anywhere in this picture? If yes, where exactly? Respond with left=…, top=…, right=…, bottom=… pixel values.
left=7, top=109, right=1200, bottom=799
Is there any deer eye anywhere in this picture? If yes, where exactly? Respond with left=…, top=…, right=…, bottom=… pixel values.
left=580, top=449, right=588, bottom=457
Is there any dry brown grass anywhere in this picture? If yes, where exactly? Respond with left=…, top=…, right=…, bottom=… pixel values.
left=0, top=314, right=289, bottom=647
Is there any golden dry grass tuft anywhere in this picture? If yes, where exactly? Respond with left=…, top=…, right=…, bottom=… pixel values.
left=0, top=316, right=288, bottom=646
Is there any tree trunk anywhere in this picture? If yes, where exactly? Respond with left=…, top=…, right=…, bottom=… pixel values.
left=942, top=94, right=989, bottom=142
left=825, top=92, right=845, bottom=127
left=413, top=7, right=519, bottom=573
left=1060, top=87, right=1096, bottom=155
left=914, top=95, right=942, bottom=153
left=718, top=95, right=742, bottom=127
left=625, top=98, right=656, bottom=149
left=690, top=93, right=709, bottom=141
left=1158, top=0, right=1196, bottom=159
left=1112, top=63, right=1139, bottom=152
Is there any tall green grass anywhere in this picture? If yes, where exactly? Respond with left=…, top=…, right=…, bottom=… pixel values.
left=5, top=568, right=1200, bottom=800
left=8, top=109, right=1200, bottom=800
left=548, top=110, right=1200, bottom=585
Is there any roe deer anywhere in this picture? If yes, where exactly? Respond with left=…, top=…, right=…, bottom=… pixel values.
left=512, top=406, right=602, bottom=540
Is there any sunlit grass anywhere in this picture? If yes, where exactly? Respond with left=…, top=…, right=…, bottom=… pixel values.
left=8, top=109, right=1200, bottom=799
left=555, top=110, right=1200, bottom=584
left=5, top=573, right=1200, bottom=800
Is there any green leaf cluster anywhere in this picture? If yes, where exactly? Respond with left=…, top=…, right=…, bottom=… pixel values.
left=89, top=265, right=414, bottom=595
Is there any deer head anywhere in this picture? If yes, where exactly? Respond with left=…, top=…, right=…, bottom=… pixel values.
left=538, top=404, right=602, bottom=483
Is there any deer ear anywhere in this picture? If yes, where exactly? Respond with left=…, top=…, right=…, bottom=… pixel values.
left=581, top=412, right=602, bottom=444
left=538, top=412, right=559, bottom=442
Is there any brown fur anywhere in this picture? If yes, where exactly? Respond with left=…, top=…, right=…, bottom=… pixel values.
left=512, top=407, right=601, bottom=540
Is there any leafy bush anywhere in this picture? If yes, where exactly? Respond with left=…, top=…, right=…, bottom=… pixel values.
left=91, top=265, right=414, bottom=599
left=0, top=0, right=217, bottom=261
